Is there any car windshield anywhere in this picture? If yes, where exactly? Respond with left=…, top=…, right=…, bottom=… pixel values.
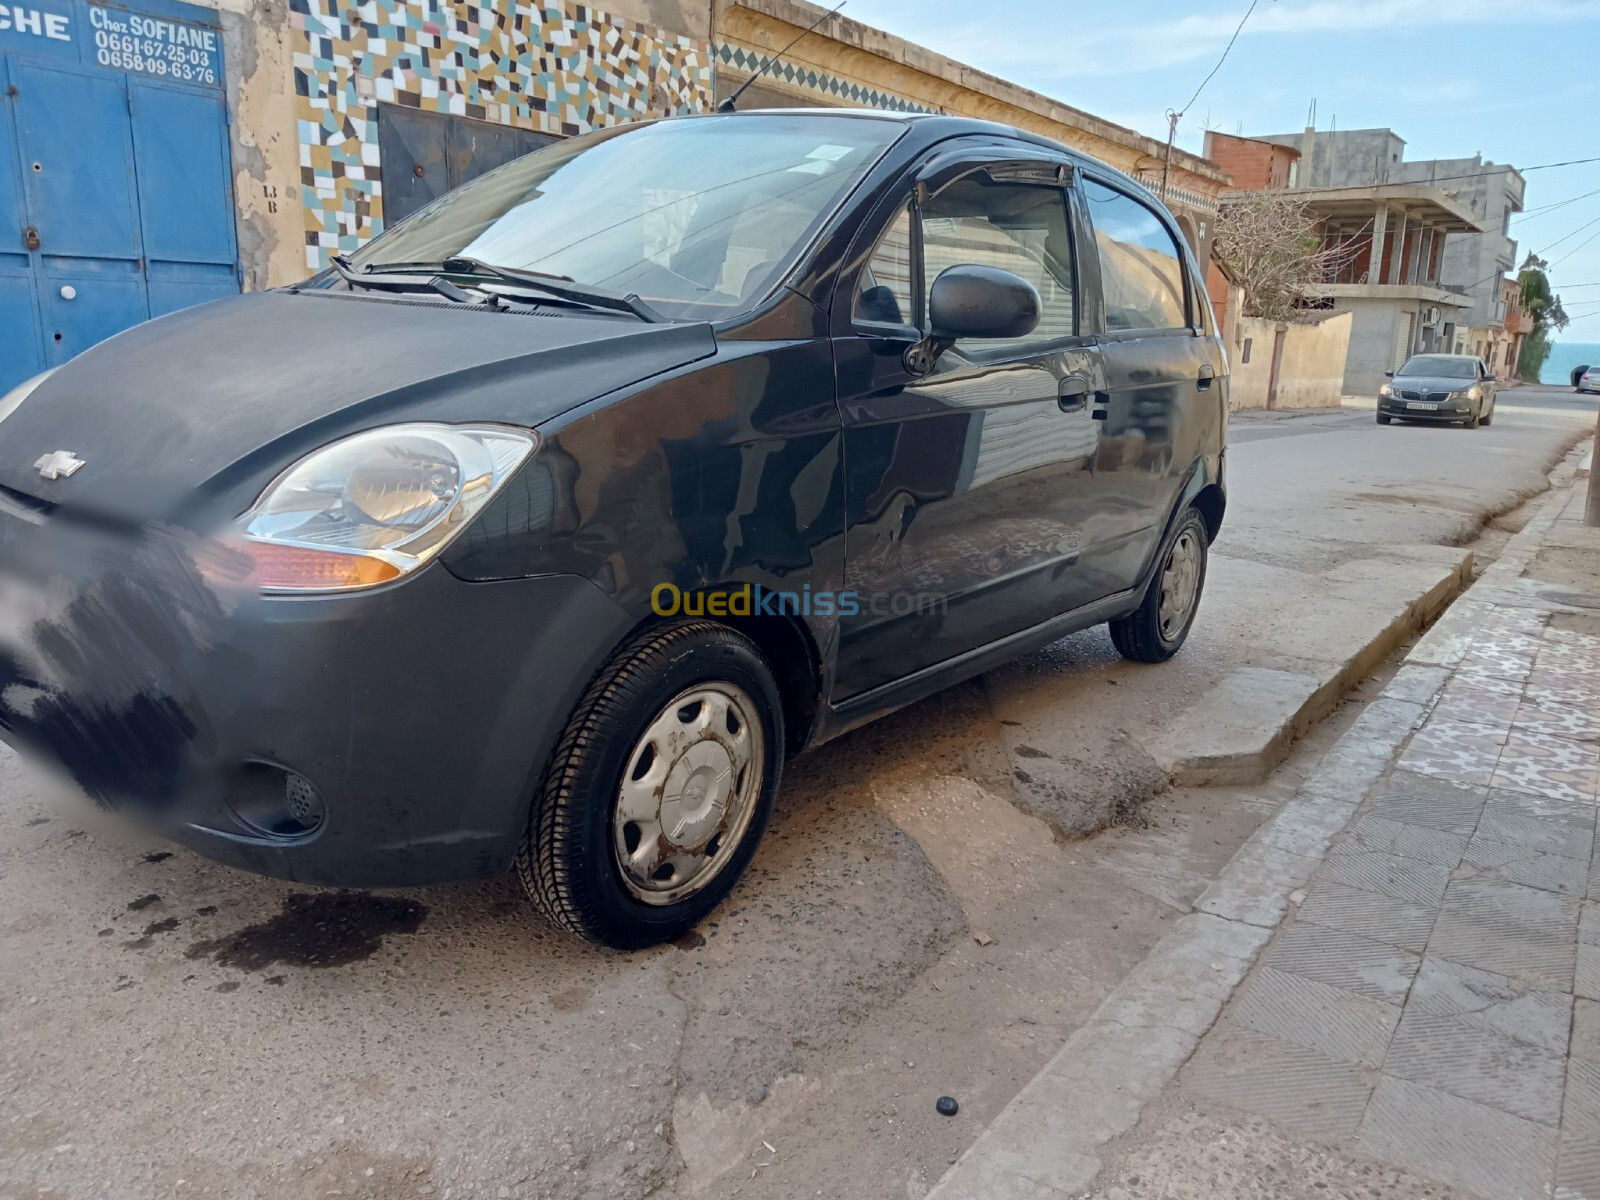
left=1397, top=355, right=1476, bottom=379
left=344, top=114, right=903, bottom=321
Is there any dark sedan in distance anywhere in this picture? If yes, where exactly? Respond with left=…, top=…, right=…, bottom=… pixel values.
left=1377, top=353, right=1498, bottom=428
left=0, top=110, right=1227, bottom=948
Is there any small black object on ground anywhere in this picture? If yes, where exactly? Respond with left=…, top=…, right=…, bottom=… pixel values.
left=936, top=1096, right=959, bottom=1116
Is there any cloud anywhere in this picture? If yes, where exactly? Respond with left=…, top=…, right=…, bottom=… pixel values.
left=925, top=0, right=1594, bottom=79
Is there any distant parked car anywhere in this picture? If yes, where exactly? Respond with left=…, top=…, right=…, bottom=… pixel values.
left=1577, top=365, right=1599, bottom=394
left=1377, top=353, right=1497, bottom=428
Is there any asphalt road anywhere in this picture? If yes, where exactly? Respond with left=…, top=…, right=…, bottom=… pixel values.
left=0, top=386, right=1593, bottom=1200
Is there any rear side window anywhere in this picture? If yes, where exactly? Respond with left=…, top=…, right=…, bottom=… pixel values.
left=1083, top=178, right=1189, bottom=332
left=920, top=176, right=1075, bottom=353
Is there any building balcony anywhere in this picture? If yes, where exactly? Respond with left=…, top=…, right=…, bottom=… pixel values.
left=1313, top=281, right=1473, bottom=307
left=1505, top=311, right=1534, bottom=334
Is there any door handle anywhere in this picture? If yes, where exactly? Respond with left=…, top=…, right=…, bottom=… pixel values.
left=1058, top=375, right=1091, bottom=411
left=1197, top=363, right=1215, bottom=391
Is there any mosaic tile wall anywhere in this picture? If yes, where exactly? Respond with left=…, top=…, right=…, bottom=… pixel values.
left=713, top=41, right=928, bottom=114
left=290, top=0, right=712, bottom=268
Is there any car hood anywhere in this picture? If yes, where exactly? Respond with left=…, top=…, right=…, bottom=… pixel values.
left=0, top=291, right=716, bottom=520
left=1391, top=375, right=1480, bottom=392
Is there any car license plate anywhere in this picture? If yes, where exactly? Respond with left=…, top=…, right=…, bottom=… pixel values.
left=1407, top=401, right=1439, bottom=411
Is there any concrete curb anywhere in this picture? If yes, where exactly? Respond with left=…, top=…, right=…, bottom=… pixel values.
left=924, top=446, right=1589, bottom=1200
left=1152, top=552, right=1471, bottom=787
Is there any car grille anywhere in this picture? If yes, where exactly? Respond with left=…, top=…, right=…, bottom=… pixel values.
left=1398, top=389, right=1452, bottom=402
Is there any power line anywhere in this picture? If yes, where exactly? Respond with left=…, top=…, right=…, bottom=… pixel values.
left=1162, top=0, right=1268, bottom=199
left=1541, top=213, right=1600, bottom=256
left=1552, top=225, right=1600, bottom=269
left=1365, top=156, right=1600, bottom=190
left=1180, top=0, right=1262, bottom=116
left=1514, top=187, right=1600, bottom=221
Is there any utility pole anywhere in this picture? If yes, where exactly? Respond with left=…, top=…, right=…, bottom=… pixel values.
left=1160, top=109, right=1179, bottom=201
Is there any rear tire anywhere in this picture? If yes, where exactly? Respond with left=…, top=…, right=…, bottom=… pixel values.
left=1110, top=508, right=1209, bottom=664
left=1376, top=413, right=1392, bottom=425
left=516, top=620, right=784, bottom=949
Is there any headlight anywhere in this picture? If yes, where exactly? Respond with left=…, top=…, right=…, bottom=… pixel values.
left=1379, top=384, right=1394, bottom=398
left=0, top=368, right=58, bottom=427
left=230, top=423, right=537, bottom=592
left=1449, top=386, right=1481, bottom=402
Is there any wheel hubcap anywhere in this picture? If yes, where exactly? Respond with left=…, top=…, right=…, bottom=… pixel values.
left=1157, top=530, right=1202, bottom=640
left=613, top=684, right=763, bottom=906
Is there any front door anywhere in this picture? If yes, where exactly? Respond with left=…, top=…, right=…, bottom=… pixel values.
left=0, top=0, right=237, bottom=394
left=832, top=157, right=1104, bottom=700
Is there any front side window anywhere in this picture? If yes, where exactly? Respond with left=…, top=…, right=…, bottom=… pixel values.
left=920, top=175, right=1076, bottom=353
left=1083, top=178, right=1189, bottom=332
left=855, top=205, right=915, bottom=326
left=346, top=114, right=904, bottom=320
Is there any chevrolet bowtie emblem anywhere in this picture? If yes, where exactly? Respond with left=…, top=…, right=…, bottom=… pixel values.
left=34, top=451, right=85, bottom=480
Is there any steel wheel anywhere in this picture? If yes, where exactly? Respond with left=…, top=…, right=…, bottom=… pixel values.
left=1157, top=528, right=1203, bottom=641
left=612, top=683, right=764, bottom=906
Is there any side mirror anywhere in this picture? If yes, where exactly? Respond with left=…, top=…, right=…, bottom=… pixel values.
left=1384, top=370, right=1395, bottom=378
left=928, top=265, right=1041, bottom=342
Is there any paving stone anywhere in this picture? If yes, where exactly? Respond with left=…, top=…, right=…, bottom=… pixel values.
left=1264, top=922, right=1420, bottom=1003
left=1429, top=902, right=1577, bottom=992
left=1356, top=1074, right=1556, bottom=1200
left=1575, top=999, right=1600, bottom=1066
left=1382, top=1009, right=1567, bottom=1125
left=1461, top=834, right=1590, bottom=895
left=1583, top=901, right=1600, bottom=947
left=1589, top=857, right=1600, bottom=902
left=1227, top=965, right=1401, bottom=1068
left=1369, top=771, right=1488, bottom=834
left=1337, top=814, right=1471, bottom=865
left=1182, top=1026, right=1375, bottom=1141
left=1408, top=956, right=1573, bottom=1054
left=1381, top=664, right=1451, bottom=706
left=1323, top=847, right=1453, bottom=906
left=1557, top=1058, right=1600, bottom=1200
left=1296, top=881, right=1438, bottom=953
left=1478, top=791, right=1597, bottom=862
left=1443, top=877, right=1583, bottom=935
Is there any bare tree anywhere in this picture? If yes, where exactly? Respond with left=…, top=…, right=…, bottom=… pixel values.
left=1212, top=191, right=1364, bottom=323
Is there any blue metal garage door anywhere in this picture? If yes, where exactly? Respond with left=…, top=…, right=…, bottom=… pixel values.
left=0, top=0, right=237, bottom=394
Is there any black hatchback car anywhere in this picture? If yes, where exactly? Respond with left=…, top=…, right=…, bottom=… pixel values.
left=0, top=111, right=1226, bottom=948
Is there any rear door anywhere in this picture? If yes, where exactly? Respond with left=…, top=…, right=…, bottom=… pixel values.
left=1078, top=174, right=1218, bottom=591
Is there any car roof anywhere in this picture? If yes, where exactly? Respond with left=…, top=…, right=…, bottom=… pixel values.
left=689, top=108, right=1162, bottom=203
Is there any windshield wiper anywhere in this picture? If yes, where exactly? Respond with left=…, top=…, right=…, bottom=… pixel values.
left=326, top=254, right=492, bottom=306
left=360, top=255, right=669, bottom=323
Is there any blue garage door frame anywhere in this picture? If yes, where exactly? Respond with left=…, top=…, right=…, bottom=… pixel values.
left=0, top=0, right=238, bottom=394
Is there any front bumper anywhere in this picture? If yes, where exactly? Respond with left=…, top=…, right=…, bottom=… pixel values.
left=0, top=499, right=633, bottom=886
left=1378, top=397, right=1476, bottom=421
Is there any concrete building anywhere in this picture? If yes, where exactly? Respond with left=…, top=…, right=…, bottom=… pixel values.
left=1256, top=127, right=1524, bottom=380
left=0, top=0, right=1228, bottom=393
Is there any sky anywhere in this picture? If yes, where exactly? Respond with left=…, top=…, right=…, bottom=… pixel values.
left=832, top=0, right=1600, bottom=343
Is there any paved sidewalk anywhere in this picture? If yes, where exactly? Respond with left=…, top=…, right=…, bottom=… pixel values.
left=1137, top=472, right=1600, bottom=1199
left=929, top=448, right=1600, bottom=1200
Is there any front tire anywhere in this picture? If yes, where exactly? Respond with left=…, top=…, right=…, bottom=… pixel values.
left=1464, top=405, right=1481, bottom=430
left=1110, top=508, right=1209, bottom=663
left=1376, top=412, right=1392, bottom=425
left=517, top=620, right=784, bottom=949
